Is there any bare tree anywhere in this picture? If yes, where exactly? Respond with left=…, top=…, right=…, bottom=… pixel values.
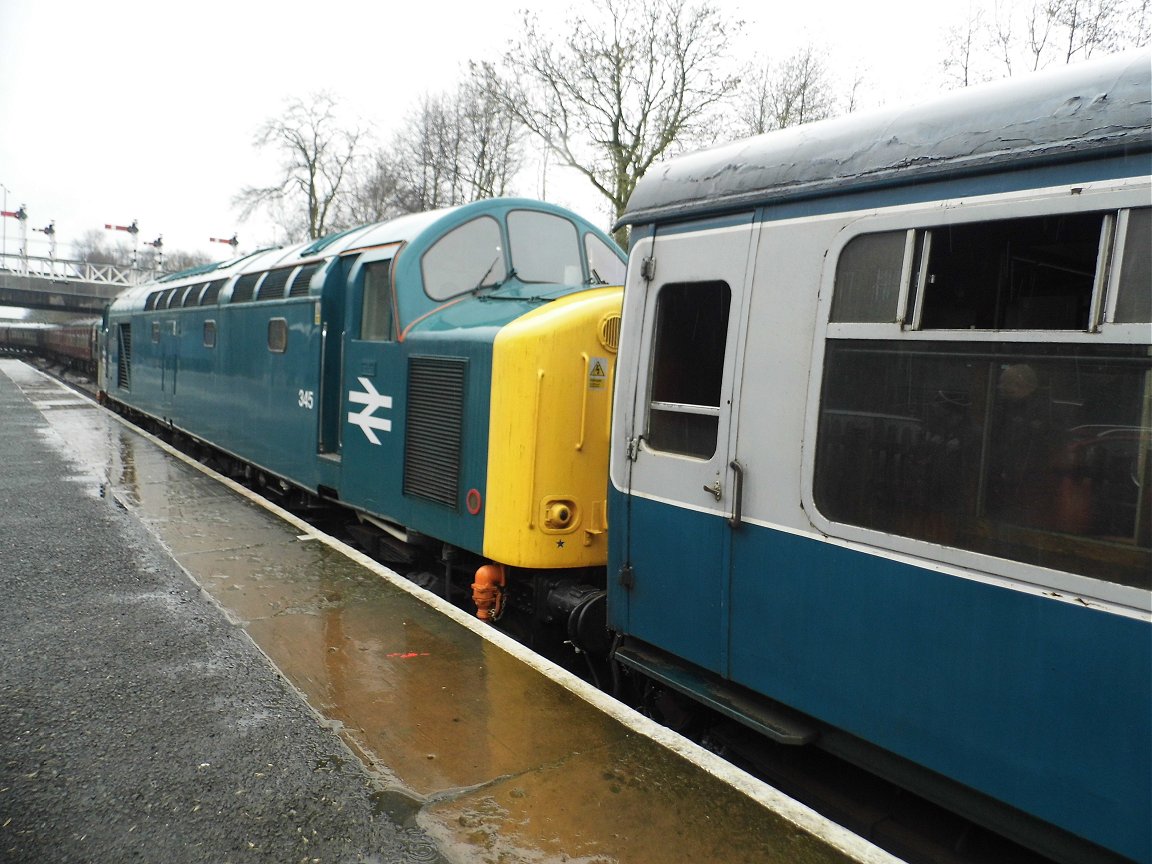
left=942, top=0, right=1148, bottom=84
left=234, top=93, right=365, bottom=241
left=344, top=79, right=522, bottom=223
left=71, top=230, right=125, bottom=266
left=735, top=45, right=839, bottom=137
left=476, top=0, right=742, bottom=244
left=944, top=7, right=989, bottom=86
left=161, top=250, right=213, bottom=273
left=343, top=152, right=407, bottom=225
left=1052, top=0, right=1127, bottom=61
left=71, top=230, right=209, bottom=275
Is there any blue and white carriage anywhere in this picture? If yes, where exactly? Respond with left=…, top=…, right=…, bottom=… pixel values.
left=608, top=51, right=1151, bottom=864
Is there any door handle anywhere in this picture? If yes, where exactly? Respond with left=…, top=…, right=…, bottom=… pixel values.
left=729, top=460, right=744, bottom=529
left=703, top=479, right=722, bottom=501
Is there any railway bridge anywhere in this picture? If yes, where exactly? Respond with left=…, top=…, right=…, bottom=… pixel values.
left=0, top=251, right=142, bottom=316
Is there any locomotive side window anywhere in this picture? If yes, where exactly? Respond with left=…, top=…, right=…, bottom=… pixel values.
left=203, top=320, right=217, bottom=349
left=151, top=321, right=160, bottom=343
left=646, top=281, right=732, bottom=459
left=267, top=318, right=288, bottom=353
left=507, top=210, right=581, bottom=284
left=360, top=259, right=394, bottom=341
left=817, top=208, right=1152, bottom=588
left=422, top=216, right=506, bottom=300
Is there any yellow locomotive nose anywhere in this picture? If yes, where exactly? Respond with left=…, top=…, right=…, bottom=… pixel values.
left=483, top=286, right=622, bottom=569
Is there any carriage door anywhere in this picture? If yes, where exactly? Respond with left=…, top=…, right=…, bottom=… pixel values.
left=617, top=214, right=754, bottom=674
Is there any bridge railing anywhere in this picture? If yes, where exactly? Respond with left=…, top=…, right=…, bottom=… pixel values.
left=0, top=251, right=156, bottom=287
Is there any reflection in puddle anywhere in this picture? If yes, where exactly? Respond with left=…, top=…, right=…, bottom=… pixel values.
left=15, top=367, right=863, bottom=864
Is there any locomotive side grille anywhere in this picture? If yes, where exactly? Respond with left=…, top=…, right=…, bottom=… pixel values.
left=200, top=279, right=225, bottom=305
left=257, top=268, right=292, bottom=301
left=403, top=357, right=466, bottom=509
left=231, top=273, right=259, bottom=303
left=117, top=323, right=131, bottom=389
left=288, top=263, right=320, bottom=297
left=599, top=312, right=622, bottom=352
left=182, top=283, right=207, bottom=307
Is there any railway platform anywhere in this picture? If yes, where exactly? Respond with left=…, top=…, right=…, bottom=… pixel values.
left=0, top=359, right=900, bottom=864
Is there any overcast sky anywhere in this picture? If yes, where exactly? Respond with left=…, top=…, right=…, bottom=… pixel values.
left=0, top=0, right=958, bottom=265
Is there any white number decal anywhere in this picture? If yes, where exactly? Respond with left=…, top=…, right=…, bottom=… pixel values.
left=297, top=389, right=315, bottom=410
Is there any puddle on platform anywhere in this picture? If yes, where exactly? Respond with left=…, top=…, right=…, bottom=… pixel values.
left=15, top=365, right=863, bottom=864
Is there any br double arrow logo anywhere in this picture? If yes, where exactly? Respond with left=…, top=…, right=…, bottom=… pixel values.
left=348, top=377, right=392, bottom=445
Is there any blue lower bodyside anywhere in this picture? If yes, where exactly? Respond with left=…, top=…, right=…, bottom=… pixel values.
left=608, top=489, right=1151, bottom=863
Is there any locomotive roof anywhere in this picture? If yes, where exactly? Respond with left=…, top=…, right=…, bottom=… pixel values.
left=619, top=49, right=1151, bottom=227
left=112, top=198, right=621, bottom=313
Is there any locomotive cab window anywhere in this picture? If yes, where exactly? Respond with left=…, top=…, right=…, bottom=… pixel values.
left=507, top=209, right=580, bottom=284
left=360, top=259, right=394, bottom=341
left=422, top=216, right=506, bottom=300
left=646, top=281, right=732, bottom=459
left=267, top=318, right=288, bottom=353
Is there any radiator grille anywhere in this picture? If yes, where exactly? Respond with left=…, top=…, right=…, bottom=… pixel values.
left=289, top=263, right=320, bottom=297
left=403, top=357, right=466, bottom=509
left=117, top=323, right=131, bottom=389
left=256, top=268, right=292, bottom=301
left=200, top=279, right=225, bottom=305
left=231, top=273, right=259, bottom=303
left=599, top=312, right=621, bottom=352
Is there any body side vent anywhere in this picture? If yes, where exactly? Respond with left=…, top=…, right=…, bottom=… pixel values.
left=289, top=262, right=321, bottom=297
left=117, top=323, right=132, bottom=389
left=231, top=273, right=260, bottom=303
left=403, top=356, right=466, bottom=509
left=257, top=268, right=292, bottom=300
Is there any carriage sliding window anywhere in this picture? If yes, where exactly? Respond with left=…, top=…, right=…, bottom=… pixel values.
left=645, top=281, right=732, bottom=459
left=816, top=208, right=1151, bottom=589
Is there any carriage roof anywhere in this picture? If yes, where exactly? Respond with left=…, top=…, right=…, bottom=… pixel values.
left=619, top=49, right=1151, bottom=227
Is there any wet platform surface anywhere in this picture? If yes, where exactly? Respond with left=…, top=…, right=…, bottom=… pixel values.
left=3, top=360, right=900, bottom=864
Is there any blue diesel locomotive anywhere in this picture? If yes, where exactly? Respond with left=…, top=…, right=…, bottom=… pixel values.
left=101, top=198, right=627, bottom=659
left=608, top=50, right=1150, bottom=864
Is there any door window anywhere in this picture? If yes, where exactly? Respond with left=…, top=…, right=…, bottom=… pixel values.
left=646, top=281, right=732, bottom=458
